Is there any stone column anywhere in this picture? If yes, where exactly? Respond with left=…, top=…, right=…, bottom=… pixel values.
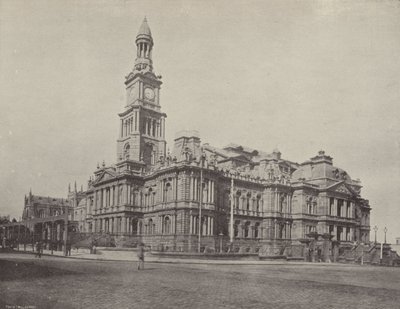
left=189, top=176, right=193, bottom=200
left=189, top=215, right=193, bottom=235
left=333, top=225, right=337, bottom=240
left=194, top=178, right=197, bottom=201
left=94, top=191, right=98, bottom=211
left=350, top=202, right=354, bottom=218
left=114, top=217, right=118, bottom=234
left=101, top=219, right=105, bottom=232
left=125, top=184, right=129, bottom=206
left=172, top=177, right=176, bottom=200
left=149, top=118, right=152, bottom=136
left=210, top=217, right=214, bottom=235
left=162, top=118, right=165, bottom=138
left=110, top=187, right=114, bottom=206
left=286, top=195, right=290, bottom=214
left=205, top=180, right=211, bottom=203
left=333, top=198, right=338, bottom=216
left=209, top=181, right=212, bottom=203
left=121, top=217, right=126, bottom=235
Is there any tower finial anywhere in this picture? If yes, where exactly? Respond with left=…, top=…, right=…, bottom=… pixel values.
left=134, top=17, right=154, bottom=72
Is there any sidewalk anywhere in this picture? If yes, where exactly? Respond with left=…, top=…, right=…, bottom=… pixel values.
left=6, top=246, right=358, bottom=267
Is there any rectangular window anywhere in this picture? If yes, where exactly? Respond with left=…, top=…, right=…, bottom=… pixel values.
left=329, top=197, right=334, bottom=215
left=337, top=199, right=344, bottom=217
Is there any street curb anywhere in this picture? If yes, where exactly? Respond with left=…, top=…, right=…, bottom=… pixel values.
left=5, top=250, right=362, bottom=267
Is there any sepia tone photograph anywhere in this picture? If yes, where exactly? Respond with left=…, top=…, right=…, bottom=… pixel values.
left=1, top=1, right=400, bottom=308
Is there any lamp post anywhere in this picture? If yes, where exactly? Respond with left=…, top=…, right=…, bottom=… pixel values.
left=219, top=232, right=223, bottom=253
left=198, top=149, right=205, bottom=253
left=373, top=225, right=378, bottom=244
left=383, top=227, right=387, bottom=244
left=229, top=171, right=235, bottom=244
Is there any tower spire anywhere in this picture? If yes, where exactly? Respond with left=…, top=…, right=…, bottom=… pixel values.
left=134, top=17, right=154, bottom=72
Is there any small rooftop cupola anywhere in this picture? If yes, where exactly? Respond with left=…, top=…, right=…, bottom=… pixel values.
left=134, top=17, right=154, bottom=72
left=310, top=150, right=333, bottom=165
left=272, top=148, right=281, bottom=160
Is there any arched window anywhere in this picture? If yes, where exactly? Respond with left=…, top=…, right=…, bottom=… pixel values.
left=279, top=194, right=285, bottom=212
left=138, top=221, right=143, bottom=235
left=152, top=119, right=156, bottom=137
left=235, top=191, right=241, bottom=210
left=234, top=220, right=240, bottom=238
left=244, top=221, right=250, bottom=238
left=307, top=197, right=316, bottom=214
left=124, top=143, right=130, bottom=160
left=254, top=222, right=260, bottom=238
left=148, top=219, right=153, bottom=234
left=224, top=190, right=230, bottom=210
left=164, top=183, right=172, bottom=202
left=132, top=218, right=138, bottom=235
left=131, top=189, right=136, bottom=206
left=246, top=193, right=251, bottom=211
left=163, top=217, right=170, bottom=234
left=147, top=188, right=153, bottom=206
left=256, top=194, right=261, bottom=212
left=202, top=180, right=208, bottom=202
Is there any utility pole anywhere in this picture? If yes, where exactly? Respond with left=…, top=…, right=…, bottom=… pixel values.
left=384, top=227, right=387, bottom=244
left=230, top=174, right=234, bottom=244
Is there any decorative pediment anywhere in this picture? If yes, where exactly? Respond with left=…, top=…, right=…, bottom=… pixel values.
left=93, top=170, right=116, bottom=185
left=328, top=182, right=357, bottom=196
left=336, top=184, right=352, bottom=194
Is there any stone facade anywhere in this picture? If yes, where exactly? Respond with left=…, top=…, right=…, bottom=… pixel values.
left=69, top=19, right=371, bottom=252
left=1, top=18, right=371, bottom=255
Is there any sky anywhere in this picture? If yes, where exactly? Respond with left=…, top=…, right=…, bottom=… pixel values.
left=1, top=0, right=399, bottom=243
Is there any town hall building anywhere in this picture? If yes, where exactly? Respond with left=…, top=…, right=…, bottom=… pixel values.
left=1, top=18, right=371, bottom=257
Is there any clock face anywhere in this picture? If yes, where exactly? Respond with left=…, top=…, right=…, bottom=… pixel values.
left=128, top=86, right=137, bottom=101
left=144, top=87, right=155, bottom=101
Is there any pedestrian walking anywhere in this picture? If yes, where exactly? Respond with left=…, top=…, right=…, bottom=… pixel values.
left=35, top=241, right=42, bottom=258
left=66, top=242, right=72, bottom=256
left=137, top=243, right=145, bottom=270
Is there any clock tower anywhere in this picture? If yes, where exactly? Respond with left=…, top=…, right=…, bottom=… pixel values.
left=116, top=18, right=167, bottom=169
